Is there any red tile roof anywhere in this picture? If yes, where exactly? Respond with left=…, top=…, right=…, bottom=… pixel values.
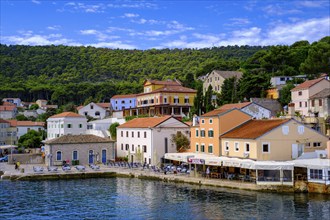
left=49, top=112, right=84, bottom=118
left=291, top=78, right=325, bottom=91
left=0, top=119, right=9, bottom=123
left=0, top=105, right=16, bottom=111
left=17, top=121, right=45, bottom=127
left=201, top=109, right=230, bottom=117
left=2, top=102, right=15, bottom=106
left=144, top=79, right=182, bottom=86
left=111, top=94, right=137, bottom=99
left=44, top=134, right=113, bottom=144
left=137, top=85, right=196, bottom=96
left=221, top=119, right=290, bottom=139
left=219, top=102, right=251, bottom=110
left=6, top=120, right=17, bottom=127
left=118, top=116, right=173, bottom=128
left=96, top=103, right=110, bottom=108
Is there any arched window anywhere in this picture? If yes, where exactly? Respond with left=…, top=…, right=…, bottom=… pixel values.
left=95, top=111, right=100, bottom=116
left=56, top=151, right=62, bottom=161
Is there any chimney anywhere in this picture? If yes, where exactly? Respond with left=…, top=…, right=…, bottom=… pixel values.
left=327, top=140, right=330, bottom=159
left=288, top=103, right=295, bottom=117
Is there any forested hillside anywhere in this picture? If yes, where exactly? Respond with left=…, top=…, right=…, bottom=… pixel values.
left=0, top=36, right=329, bottom=106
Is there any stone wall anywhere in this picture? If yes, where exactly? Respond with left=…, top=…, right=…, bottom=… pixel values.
left=8, top=154, right=43, bottom=164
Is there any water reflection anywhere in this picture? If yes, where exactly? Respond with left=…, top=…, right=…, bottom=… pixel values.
left=0, top=178, right=329, bottom=219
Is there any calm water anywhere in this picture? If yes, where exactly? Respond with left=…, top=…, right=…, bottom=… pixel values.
left=0, top=178, right=329, bottom=220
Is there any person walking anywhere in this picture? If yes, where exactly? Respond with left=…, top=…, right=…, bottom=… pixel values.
left=206, top=166, right=210, bottom=178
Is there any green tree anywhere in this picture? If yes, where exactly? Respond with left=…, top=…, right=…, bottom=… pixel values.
left=16, top=114, right=28, bottom=121
left=171, top=132, right=190, bottom=152
left=238, top=70, right=271, bottom=100
left=278, top=82, right=295, bottom=107
left=217, top=77, right=240, bottom=106
left=191, top=83, right=203, bottom=116
left=204, top=84, right=215, bottom=113
left=29, top=103, right=39, bottom=110
left=18, top=130, right=43, bottom=148
left=109, top=122, right=120, bottom=140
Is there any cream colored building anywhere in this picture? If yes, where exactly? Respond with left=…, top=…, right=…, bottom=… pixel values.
left=202, top=70, right=242, bottom=94
left=220, top=118, right=328, bottom=161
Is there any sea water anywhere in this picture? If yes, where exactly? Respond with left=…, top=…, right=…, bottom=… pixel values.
left=0, top=178, right=329, bottom=219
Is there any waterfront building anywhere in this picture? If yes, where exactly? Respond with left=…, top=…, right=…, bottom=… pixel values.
left=6, top=120, right=45, bottom=139
left=86, top=117, right=126, bottom=139
left=133, top=79, right=196, bottom=118
left=189, top=108, right=252, bottom=156
left=43, top=134, right=115, bottom=166
left=77, top=102, right=111, bottom=119
left=110, top=94, right=137, bottom=114
left=116, top=116, right=190, bottom=165
left=0, top=119, right=11, bottom=145
left=202, top=70, right=242, bottom=95
left=46, top=112, right=87, bottom=140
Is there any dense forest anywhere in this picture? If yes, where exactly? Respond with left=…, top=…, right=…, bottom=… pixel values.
left=0, top=36, right=329, bottom=107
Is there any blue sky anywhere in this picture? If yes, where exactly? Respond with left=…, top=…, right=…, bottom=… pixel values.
left=1, top=0, right=329, bottom=50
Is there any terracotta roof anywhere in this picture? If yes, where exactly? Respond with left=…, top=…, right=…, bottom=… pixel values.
left=221, top=119, right=290, bottom=139
left=310, top=88, right=330, bottom=99
left=49, top=112, right=84, bottom=118
left=111, top=94, right=137, bottom=99
left=44, top=134, right=113, bottom=144
left=137, top=85, right=196, bottom=96
left=76, top=105, right=84, bottom=111
left=96, top=103, right=110, bottom=108
left=17, top=121, right=45, bottom=127
left=2, top=102, right=15, bottom=106
left=0, top=119, right=9, bottom=123
left=118, top=116, right=173, bottom=128
left=6, top=120, right=17, bottom=127
left=0, top=105, right=16, bottom=111
left=144, top=79, right=182, bottom=86
left=201, top=109, right=230, bottom=117
left=291, top=78, right=325, bottom=91
left=219, top=102, right=252, bottom=110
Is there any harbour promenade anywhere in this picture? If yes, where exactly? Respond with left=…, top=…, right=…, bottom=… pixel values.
left=0, top=163, right=296, bottom=193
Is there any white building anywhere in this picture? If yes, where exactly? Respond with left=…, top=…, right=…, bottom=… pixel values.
left=10, top=120, right=45, bottom=139
left=2, top=98, right=22, bottom=107
left=78, top=102, right=111, bottom=119
left=218, top=102, right=272, bottom=119
left=46, top=112, right=87, bottom=140
left=86, top=117, right=126, bottom=139
left=117, top=116, right=190, bottom=165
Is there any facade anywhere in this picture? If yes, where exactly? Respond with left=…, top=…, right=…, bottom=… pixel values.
left=116, top=116, right=190, bottom=165
left=188, top=108, right=252, bottom=156
left=16, top=121, right=45, bottom=139
left=270, top=76, right=293, bottom=87
left=218, top=102, right=271, bottom=119
left=46, top=112, right=87, bottom=140
left=0, top=103, right=18, bottom=119
left=110, top=94, right=137, bottom=112
left=220, top=119, right=328, bottom=161
left=133, top=79, right=196, bottom=117
left=291, top=78, right=330, bottom=116
left=36, top=99, right=58, bottom=110
left=78, top=102, right=111, bottom=119
left=86, top=117, right=126, bottom=139
left=309, top=88, right=330, bottom=118
left=43, top=134, right=115, bottom=166
left=202, top=70, right=242, bottom=94
left=250, top=98, right=282, bottom=117
left=0, top=119, right=10, bottom=145
left=2, top=98, right=22, bottom=107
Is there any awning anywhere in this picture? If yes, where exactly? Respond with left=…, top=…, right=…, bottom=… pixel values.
left=0, top=145, right=18, bottom=150
left=292, top=158, right=330, bottom=169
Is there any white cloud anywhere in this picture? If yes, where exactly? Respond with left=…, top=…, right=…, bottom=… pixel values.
left=226, top=18, right=251, bottom=26
left=60, top=2, right=106, bottom=13
left=122, top=13, right=139, bottom=18
left=107, top=2, right=157, bottom=9
left=263, top=4, right=301, bottom=16
left=80, top=29, right=119, bottom=41
left=298, top=1, right=327, bottom=8
left=31, top=0, right=41, bottom=4
left=47, top=25, right=61, bottom=31
left=89, top=42, right=136, bottom=49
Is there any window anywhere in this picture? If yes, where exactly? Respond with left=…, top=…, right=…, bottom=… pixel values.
left=121, top=144, right=123, bottom=150
left=184, top=97, right=189, bottom=103
left=91, top=105, right=94, bottom=109
left=67, top=124, right=72, bottom=128
left=195, top=129, right=199, bottom=137
left=234, top=142, right=239, bottom=152
left=143, top=145, right=147, bottom=153
left=72, top=150, right=78, bottom=160
left=282, top=126, right=289, bottom=135
left=311, top=100, right=315, bottom=107
left=328, top=170, right=330, bottom=181
left=125, top=144, right=129, bottom=150
left=121, top=131, right=123, bottom=137
left=225, top=142, right=229, bottom=151
left=208, top=145, right=213, bottom=153
left=310, top=169, right=322, bottom=180
left=165, top=138, right=168, bottom=153
left=262, top=143, right=270, bottom=153
left=144, top=132, right=147, bottom=138
left=95, top=111, right=100, bottom=116
left=200, top=130, right=205, bottom=137
left=79, top=124, right=82, bottom=128
left=132, top=144, right=134, bottom=151
left=208, top=130, right=214, bottom=137
left=209, top=119, right=213, bottom=124
left=131, top=131, right=134, bottom=137
left=313, top=142, right=321, bottom=147
left=298, top=126, right=304, bottom=134
left=121, top=100, right=125, bottom=104
left=201, top=119, right=205, bottom=124
left=298, top=91, right=302, bottom=96
left=196, top=144, right=199, bottom=152
left=138, top=132, right=140, bottom=138
left=164, top=97, right=167, bottom=103
left=245, top=143, right=250, bottom=152
left=126, top=131, right=129, bottom=137
left=201, top=144, right=205, bottom=152
left=299, top=102, right=302, bottom=107
left=56, top=151, right=62, bottom=161
left=305, top=102, right=307, bottom=107
left=319, top=99, right=322, bottom=106
left=174, top=97, right=179, bottom=104
left=61, top=124, right=64, bottom=128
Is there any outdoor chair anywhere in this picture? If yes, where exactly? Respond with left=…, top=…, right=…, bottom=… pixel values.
left=33, top=166, right=44, bottom=173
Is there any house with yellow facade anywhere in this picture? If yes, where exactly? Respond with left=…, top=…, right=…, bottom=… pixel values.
left=126, top=79, right=196, bottom=117
left=188, top=108, right=252, bottom=156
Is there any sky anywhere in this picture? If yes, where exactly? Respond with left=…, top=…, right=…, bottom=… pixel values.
left=0, top=0, right=329, bottom=50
